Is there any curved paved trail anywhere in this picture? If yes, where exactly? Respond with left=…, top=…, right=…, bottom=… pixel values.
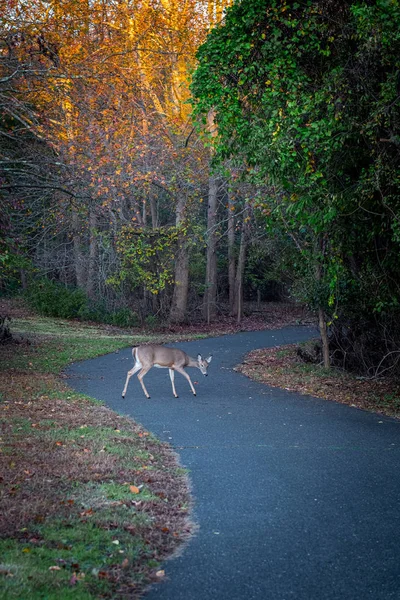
left=67, top=327, right=400, bottom=600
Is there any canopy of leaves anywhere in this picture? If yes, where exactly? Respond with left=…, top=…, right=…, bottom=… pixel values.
left=192, top=0, right=400, bottom=319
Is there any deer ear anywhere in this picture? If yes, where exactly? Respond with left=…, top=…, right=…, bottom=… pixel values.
left=206, top=355, right=212, bottom=364
left=197, top=354, right=202, bottom=362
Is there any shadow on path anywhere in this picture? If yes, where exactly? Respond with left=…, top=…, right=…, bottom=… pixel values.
left=67, top=326, right=400, bottom=600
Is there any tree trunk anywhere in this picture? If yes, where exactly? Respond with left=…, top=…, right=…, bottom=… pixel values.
left=86, top=209, right=97, bottom=299
left=72, top=209, right=86, bottom=289
left=20, top=269, right=27, bottom=290
left=228, top=192, right=236, bottom=314
left=319, top=307, right=330, bottom=369
left=170, top=194, right=190, bottom=323
left=203, top=174, right=218, bottom=323
left=170, top=247, right=189, bottom=323
left=315, top=236, right=330, bottom=368
left=232, top=212, right=248, bottom=323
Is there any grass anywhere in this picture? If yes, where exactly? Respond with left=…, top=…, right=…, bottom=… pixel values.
left=0, top=310, right=199, bottom=599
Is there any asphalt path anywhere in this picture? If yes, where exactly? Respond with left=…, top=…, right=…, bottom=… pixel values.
left=66, top=326, right=400, bottom=600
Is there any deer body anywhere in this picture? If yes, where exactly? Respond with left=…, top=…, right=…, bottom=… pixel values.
left=122, top=345, right=212, bottom=399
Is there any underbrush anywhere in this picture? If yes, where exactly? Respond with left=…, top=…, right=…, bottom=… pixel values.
left=24, top=279, right=140, bottom=327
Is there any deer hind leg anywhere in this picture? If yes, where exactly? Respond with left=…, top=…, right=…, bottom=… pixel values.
left=169, top=369, right=178, bottom=398
left=174, top=367, right=196, bottom=396
left=122, top=364, right=141, bottom=398
left=137, top=366, right=152, bottom=399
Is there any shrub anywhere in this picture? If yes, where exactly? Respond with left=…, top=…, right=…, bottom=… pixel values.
left=144, top=314, right=158, bottom=329
left=111, top=307, right=139, bottom=328
left=78, top=300, right=109, bottom=324
left=26, top=279, right=87, bottom=319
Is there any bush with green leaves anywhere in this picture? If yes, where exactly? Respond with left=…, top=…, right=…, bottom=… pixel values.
left=110, top=307, right=140, bottom=328
left=25, top=279, right=87, bottom=319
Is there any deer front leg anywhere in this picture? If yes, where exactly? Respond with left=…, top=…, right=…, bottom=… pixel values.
left=169, top=369, right=178, bottom=398
left=174, top=367, right=196, bottom=396
left=122, top=364, right=141, bottom=398
left=137, top=366, right=152, bottom=399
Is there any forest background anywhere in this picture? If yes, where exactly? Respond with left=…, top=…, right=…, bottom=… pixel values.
left=1, top=0, right=400, bottom=379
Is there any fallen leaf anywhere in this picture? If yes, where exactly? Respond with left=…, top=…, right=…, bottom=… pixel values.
left=156, top=570, right=165, bottom=578
left=98, top=571, right=108, bottom=579
left=129, top=485, right=140, bottom=494
left=121, top=558, right=129, bottom=568
left=69, top=573, right=78, bottom=586
left=49, top=566, right=61, bottom=571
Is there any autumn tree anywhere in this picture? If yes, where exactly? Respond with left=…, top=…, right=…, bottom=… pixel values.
left=2, top=0, right=250, bottom=325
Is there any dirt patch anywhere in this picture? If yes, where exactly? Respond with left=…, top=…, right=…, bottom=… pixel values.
left=237, top=342, right=400, bottom=419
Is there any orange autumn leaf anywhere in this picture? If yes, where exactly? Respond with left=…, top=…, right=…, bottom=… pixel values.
left=129, top=485, right=140, bottom=494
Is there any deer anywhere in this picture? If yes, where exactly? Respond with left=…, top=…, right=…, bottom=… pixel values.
left=121, top=345, right=213, bottom=399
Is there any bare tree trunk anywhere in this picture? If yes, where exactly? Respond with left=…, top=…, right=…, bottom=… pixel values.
left=20, top=269, right=27, bottom=290
left=203, top=174, right=218, bottom=323
left=319, top=307, right=330, bottom=368
left=232, top=211, right=248, bottom=323
left=150, top=193, right=158, bottom=229
left=72, top=209, right=86, bottom=289
left=170, top=247, right=189, bottom=323
left=86, top=209, right=97, bottom=299
left=227, top=192, right=236, bottom=314
left=315, top=236, right=330, bottom=368
left=170, top=195, right=190, bottom=323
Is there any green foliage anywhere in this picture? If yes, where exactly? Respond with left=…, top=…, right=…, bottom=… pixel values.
left=25, top=279, right=87, bottom=319
left=78, top=301, right=139, bottom=328
left=24, top=279, right=139, bottom=327
left=144, top=314, right=159, bottom=329
left=110, top=307, right=140, bottom=328
left=76, top=300, right=110, bottom=324
left=111, top=226, right=180, bottom=296
left=0, top=247, right=31, bottom=296
left=192, top=0, right=400, bottom=319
